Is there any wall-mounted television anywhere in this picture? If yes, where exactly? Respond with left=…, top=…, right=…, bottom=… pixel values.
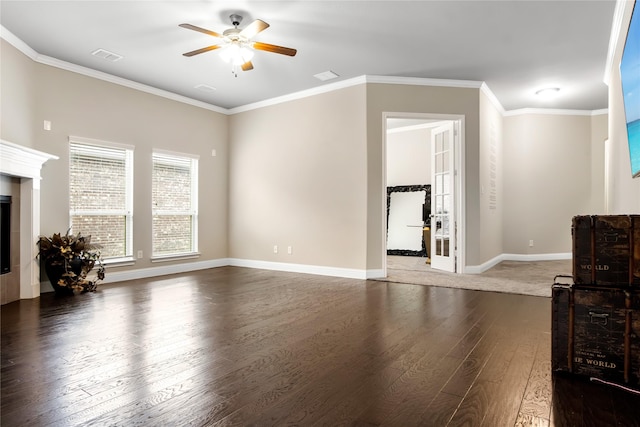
left=621, top=2, right=640, bottom=178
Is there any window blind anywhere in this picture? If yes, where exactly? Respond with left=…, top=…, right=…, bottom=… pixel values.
left=70, top=143, right=128, bottom=213
left=69, top=141, right=133, bottom=258
left=152, top=151, right=198, bottom=256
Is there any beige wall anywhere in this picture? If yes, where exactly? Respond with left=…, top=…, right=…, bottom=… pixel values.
left=228, top=85, right=368, bottom=270
left=607, top=2, right=640, bottom=213
left=503, top=113, right=595, bottom=254
left=478, top=90, right=504, bottom=261
left=366, top=84, right=481, bottom=268
left=3, top=31, right=620, bottom=282
left=590, top=113, right=608, bottom=213
left=386, top=127, right=431, bottom=187
left=1, top=42, right=229, bottom=289
left=1, top=40, right=37, bottom=147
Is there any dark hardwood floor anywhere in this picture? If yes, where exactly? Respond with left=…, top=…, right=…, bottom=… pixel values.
left=1, top=266, right=639, bottom=426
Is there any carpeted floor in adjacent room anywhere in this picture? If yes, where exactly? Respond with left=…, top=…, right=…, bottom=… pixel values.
left=379, top=256, right=572, bottom=297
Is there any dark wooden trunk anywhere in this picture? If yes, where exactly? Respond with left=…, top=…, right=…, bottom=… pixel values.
left=572, top=214, right=640, bottom=287
left=552, top=283, right=640, bottom=388
left=572, top=215, right=594, bottom=284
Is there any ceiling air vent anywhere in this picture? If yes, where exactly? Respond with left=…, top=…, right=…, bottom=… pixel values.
left=194, top=84, right=217, bottom=92
left=91, top=48, right=123, bottom=62
left=313, top=70, right=339, bottom=82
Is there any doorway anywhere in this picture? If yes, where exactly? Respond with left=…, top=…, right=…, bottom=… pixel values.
left=383, top=113, right=465, bottom=277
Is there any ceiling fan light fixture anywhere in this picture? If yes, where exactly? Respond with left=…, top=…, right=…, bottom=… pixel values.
left=219, top=42, right=254, bottom=66
left=180, top=14, right=296, bottom=76
left=535, top=87, right=561, bottom=99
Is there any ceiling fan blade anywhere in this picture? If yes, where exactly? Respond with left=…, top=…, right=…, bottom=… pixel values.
left=241, top=61, right=254, bottom=71
left=183, top=45, right=222, bottom=57
left=179, top=23, right=222, bottom=38
left=252, top=41, right=297, bottom=56
left=240, top=19, right=269, bottom=39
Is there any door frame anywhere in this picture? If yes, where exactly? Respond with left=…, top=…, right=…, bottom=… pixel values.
left=382, top=112, right=466, bottom=276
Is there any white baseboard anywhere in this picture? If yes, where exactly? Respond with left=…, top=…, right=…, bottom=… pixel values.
left=39, top=257, right=373, bottom=292
left=366, top=269, right=385, bottom=279
left=502, top=252, right=572, bottom=262
left=465, top=252, right=571, bottom=274
left=227, top=258, right=369, bottom=279
left=103, top=258, right=228, bottom=283
left=464, top=255, right=504, bottom=274
left=40, top=252, right=571, bottom=292
left=39, top=259, right=230, bottom=289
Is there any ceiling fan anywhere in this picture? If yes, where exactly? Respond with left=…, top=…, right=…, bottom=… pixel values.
left=179, top=14, right=297, bottom=75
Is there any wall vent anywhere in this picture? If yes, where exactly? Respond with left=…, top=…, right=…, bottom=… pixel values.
left=91, top=48, right=123, bottom=62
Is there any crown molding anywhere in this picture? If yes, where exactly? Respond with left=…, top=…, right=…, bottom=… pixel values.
left=504, top=108, right=592, bottom=117
left=228, top=75, right=368, bottom=114
left=504, top=108, right=609, bottom=117
left=1, top=25, right=228, bottom=115
left=230, top=75, right=489, bottom=115
left=480, top=82, right=506, bottom=115
left=1, top=25, right=38, bottom=60
left=230, top=75, right=487, bottom=114
left=35, top=55, right=228, bottom=114
left=603, top=0, right=633, bottom=85
left=2, top=25, right=608, bottom=118
left=365, top=75, right=483, bottom=89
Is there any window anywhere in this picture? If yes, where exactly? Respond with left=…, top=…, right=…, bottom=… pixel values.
left=152, top=150, right=198, bottom=257
left=69, top=137, right=134, bottom=260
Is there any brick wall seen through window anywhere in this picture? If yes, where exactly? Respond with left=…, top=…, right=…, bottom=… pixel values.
left=152, top=151, right=198, bottom=256
left=69, top=139, right=133, bottom=259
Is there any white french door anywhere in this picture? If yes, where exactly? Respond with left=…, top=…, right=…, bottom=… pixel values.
left=430, top=122, right=456, bottom=272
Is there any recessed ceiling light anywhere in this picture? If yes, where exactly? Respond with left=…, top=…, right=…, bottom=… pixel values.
left=194, top=84, right=217, bottom=92
left=314, top=70, right=339, bottom=82
left=535, top=87, right=561, bottom=98
left=91, top=48, right=123, bottom=62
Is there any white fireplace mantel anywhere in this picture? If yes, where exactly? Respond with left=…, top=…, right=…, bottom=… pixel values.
left=0, top=139, right=58, bottom=299
left=0, top=140, right=58, bottom=183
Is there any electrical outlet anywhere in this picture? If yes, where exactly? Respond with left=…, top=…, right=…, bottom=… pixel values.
left=273, top=245, right=278, bottom=254
left=137, top=250, right=143, bottom=259
left=287, top=246, right=292, bottom=255
left=529, top=240, right=534, bottom=247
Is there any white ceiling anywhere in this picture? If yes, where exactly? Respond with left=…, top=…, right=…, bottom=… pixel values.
left=0, top=1, right=617, bottom=111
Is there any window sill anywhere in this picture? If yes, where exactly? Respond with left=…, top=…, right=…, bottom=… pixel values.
left=151, top=252, right=201, bottom=263
left=103, top=257, right=136, bottom=267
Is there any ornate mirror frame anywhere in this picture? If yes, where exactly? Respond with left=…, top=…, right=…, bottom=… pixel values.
left=386, top=184, right=431, bottom=257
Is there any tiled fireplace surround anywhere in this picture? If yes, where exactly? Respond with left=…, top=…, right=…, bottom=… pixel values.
left=0, top=140, right=57, bottom=302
